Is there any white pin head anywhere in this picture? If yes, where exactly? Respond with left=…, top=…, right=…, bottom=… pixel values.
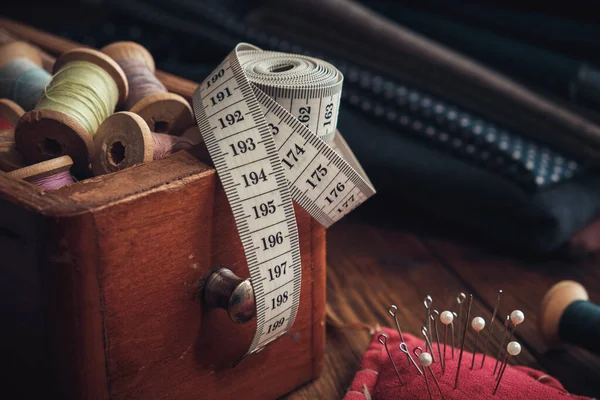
left=507, top=341, right=522, bottom=356
left=471, top=316, right=486, bottom=332
left=510, top=310, right=525, bottom=325
left=418, top=352, right=433, bottom=367
left=440, top=310, right=454, bottom=325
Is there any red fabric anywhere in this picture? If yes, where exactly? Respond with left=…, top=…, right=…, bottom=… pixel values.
left=0, top=118, right=12, bottom=130
left=344, top=328, right=591, bottom=400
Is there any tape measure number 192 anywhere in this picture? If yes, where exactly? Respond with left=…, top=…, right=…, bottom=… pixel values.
left=193, top=44, right=375, bottom=356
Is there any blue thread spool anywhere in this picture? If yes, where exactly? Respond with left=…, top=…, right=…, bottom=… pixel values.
left=0, top=41, right=51, bottom=111
left=539, top=280, right=600, bottom=355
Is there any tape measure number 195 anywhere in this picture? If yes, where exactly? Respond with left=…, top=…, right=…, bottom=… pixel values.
left=193, top=44, right=375, bottom=356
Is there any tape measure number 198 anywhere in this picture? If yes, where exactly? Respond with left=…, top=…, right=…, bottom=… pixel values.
left=193, top=44, right=375, bottom=356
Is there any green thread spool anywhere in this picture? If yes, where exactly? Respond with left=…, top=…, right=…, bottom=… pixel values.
left=102, top=42, right=194, bottom=135
left=15, top=48, right=128, bottom=172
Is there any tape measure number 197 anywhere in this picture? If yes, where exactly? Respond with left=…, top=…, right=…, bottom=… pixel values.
left=193, top=44, right=375, bottom=356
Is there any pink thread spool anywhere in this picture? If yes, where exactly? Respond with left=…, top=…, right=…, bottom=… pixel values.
left=8, top=155, right=74, bottom=190
left=101, top=42, right=194, bottom=135
left=92, top=112, right=198, bottom=175
left=0, top=98, right=26, bottom=172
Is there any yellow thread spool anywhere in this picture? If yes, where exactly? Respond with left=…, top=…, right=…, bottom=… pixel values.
left=102, top=42, right=194, bottom=135
left=15, top=48, right=128, bottom=172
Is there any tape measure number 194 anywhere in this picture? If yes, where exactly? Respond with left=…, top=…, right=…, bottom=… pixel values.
left=193, top=44, right=375, bottom=356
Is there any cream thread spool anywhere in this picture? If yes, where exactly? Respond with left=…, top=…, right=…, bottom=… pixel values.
left=15, top=48, right=128, bottom=172
left=92, top=111, right=198, bottom=175
left=8, top=155, right=74, bottom=190
left=101, top=41, right=194, bottom=135
left=0, top=28, right=55, bottom=72
left=0, top=41, right=52, bottom=111
left=0, top=98, right=26, bottom=171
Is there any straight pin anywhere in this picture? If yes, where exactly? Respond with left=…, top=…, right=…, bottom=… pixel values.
left=495, top=310, right=525, bottom=377
left=493, top=341, right=521, bottom=395
left=424, top=296, right=433, bottom=344
left=440, top=311, right=454, bottom=374
left=399, top=342, right=423, bottom=375
left=389, top=305, right=421, bottom=374
left=388, top=305, right=406, bottom=343
left=421, top=326, right=436, bottom=363
left=481, top=290, right=502, bottom=368
left=493, top=315, right=510, bottom=375
left=456, top=293, right=466, bottom=345
left=451, top=312, right=457, bottom=359
left=432, top=310, right=444, bottom=370
left=454, top=293, right=473, bottom=389
left=416, top=347, right=445, bottom=400
left=470, top=317, right=486, bottom=369
left=378, top=333, right=404, bottom=387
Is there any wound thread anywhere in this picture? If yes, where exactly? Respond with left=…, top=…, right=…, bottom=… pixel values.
left=29, top=170, right=74, bottom=190
left=36, top=60, right=118, bottom=136
left=559, top=299, right=600, bottom=355
left=151, top=132, right=195, bottom=160
left=117, top=57, right=167, bottom=110
left=0, top=58, right=52, bottom=111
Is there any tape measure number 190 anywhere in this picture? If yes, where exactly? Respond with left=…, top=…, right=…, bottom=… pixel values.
left=193, top=44, right=375, bottom=356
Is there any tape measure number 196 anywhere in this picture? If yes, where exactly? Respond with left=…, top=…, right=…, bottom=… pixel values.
left=193, top=44, right=375, bottom=356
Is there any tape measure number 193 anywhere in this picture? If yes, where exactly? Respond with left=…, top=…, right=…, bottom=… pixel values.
left=193, top=43, right=375, bottom=356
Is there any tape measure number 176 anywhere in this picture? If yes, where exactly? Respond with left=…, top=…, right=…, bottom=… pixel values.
left=193, top=43, right=375, bottom=356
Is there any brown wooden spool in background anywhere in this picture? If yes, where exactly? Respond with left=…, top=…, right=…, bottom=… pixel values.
left=102, top=41, right=195, bottom=135
left=14, top=48, right=128, bottom=172
left=0, top=27, right=54, bottom=71
left=0, top=40, right=43, bottom=71
left=0, top=98, right=26, bottom=171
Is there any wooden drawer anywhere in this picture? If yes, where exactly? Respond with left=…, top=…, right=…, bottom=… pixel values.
left=0, top=19, right=326, bottom=400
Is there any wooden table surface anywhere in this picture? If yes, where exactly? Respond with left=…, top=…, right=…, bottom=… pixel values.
left=285, top=198, right=600, bottom=399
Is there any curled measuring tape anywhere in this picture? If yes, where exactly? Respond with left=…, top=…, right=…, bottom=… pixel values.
left=193, top=43, right=375, bottom=356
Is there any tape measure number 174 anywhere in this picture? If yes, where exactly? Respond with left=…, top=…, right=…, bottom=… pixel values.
left=193, top=43, right=375, bottom=357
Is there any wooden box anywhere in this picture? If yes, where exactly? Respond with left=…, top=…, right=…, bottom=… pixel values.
left=0, top=20, right=326, bottom=400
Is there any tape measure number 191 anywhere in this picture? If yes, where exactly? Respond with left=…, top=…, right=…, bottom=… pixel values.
left=193, top=43, right=375, bottom=356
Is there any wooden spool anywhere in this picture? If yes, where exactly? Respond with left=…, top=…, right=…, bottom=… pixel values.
left=0, top=40, right=43, bottom=69
left=0, top=98, right=26, bottom=171
left=539, top=280, right=589, bottom=346
left=8, top=154, right=73, bottom=183
left=1, top=20, right=326, bottom=400
left=92, top=111, right=154, bottom=175
left=0, top=98, right=25, bottom=126
left=0, top=28, right=54, bottom=71
left=14, top=48, right=128, bottom=173
left=102, top=41, right=194, bottom=135
left=93, top=112, right=198, bottom=175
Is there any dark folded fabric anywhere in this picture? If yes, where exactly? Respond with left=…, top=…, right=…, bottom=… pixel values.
left=353, top=4, right=600, bottom=111
left=4, top=0, right=600, bottom=253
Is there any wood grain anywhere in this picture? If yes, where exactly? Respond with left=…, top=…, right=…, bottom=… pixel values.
left=285, top=217, right=543, bottom=400
left=0, top=20, right=327, bottom=400
left=424, top=236, right=600, bottom=398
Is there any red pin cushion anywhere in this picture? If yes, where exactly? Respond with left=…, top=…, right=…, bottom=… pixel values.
left=344, top=328, right=591, bottom=400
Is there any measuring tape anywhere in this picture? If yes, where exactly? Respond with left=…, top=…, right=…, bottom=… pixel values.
left=193, top=43, right=375, bottom=356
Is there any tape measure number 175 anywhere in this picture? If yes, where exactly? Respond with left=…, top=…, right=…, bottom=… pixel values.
left=193, top=43, right=375, bottom=356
